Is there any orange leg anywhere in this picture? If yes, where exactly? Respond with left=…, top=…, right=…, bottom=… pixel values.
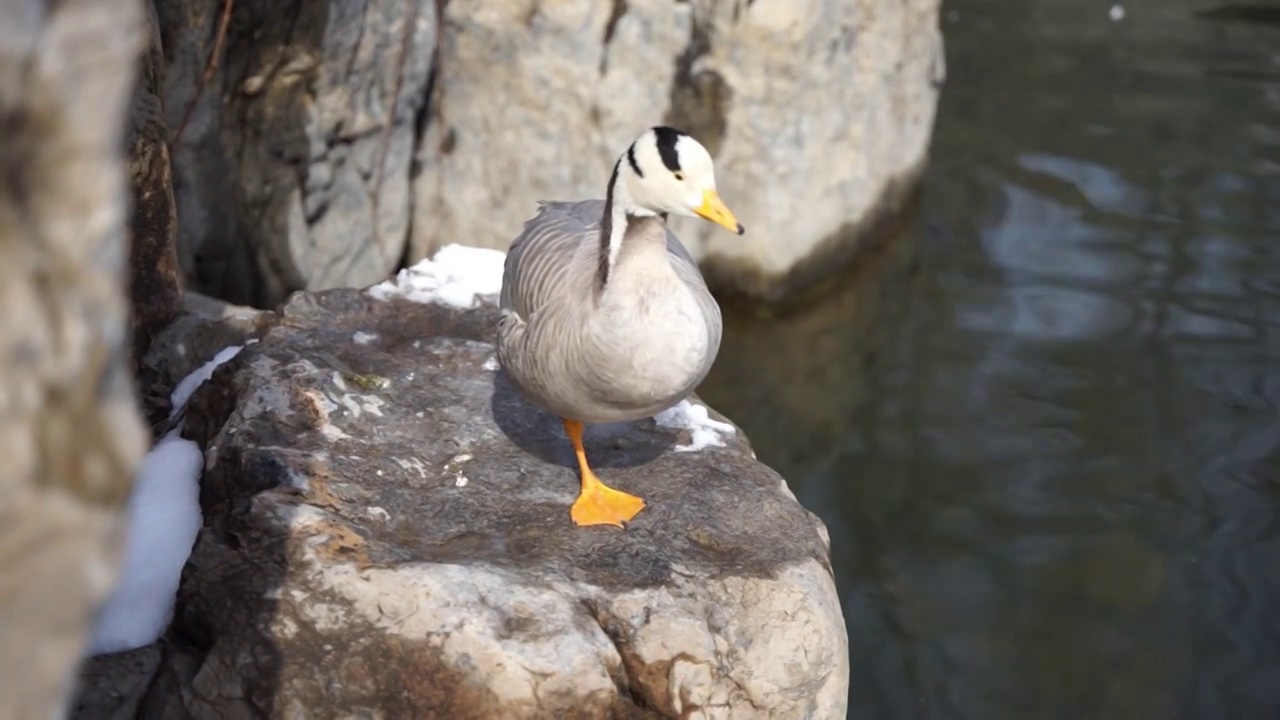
left=562, top=418, right=646, bottom=527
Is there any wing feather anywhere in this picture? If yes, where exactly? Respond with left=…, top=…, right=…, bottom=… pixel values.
left=501, top=198, right=719, bottom=353
left=500, top=200, right=602, bottom=319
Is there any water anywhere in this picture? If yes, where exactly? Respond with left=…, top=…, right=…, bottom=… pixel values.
left=698, top=1, right=1280, bottom=717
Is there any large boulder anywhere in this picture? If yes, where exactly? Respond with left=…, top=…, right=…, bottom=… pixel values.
left=77, top=248, right=849, bottom=718
left=157, top=0, right=437, bottom=307
left=155, top=0, right=941, bottom=308
left=411, top=0, right=945, bottom=301
left=0, top=0, right=151, bottom=716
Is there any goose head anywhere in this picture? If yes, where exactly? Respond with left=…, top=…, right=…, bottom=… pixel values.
left=616, top=126, right=744, bottom=235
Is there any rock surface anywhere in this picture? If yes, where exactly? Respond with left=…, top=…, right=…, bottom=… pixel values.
left=128, top=0, right=185, bottom=371
left=154, top=0, right=941, bottom=307
left=74, top=262, right=849, bottom=717
left=158, top=0, right=436, bottom=307
left=412, top=0, right=945, bottom=301
left=0, top=0, right=150, bottom=716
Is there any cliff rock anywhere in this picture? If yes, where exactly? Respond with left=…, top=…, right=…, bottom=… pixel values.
left=0, top=0, right=150, bottom=715
left=411, top=0, right=945, bottom=301
left=155, top=0, right=942, bottom=306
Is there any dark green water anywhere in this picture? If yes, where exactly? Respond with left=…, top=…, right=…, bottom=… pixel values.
left=700, top=1, right=1280, bottom=717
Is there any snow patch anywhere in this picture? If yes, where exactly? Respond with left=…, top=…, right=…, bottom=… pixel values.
left=653, top=399, right=736, bottom=453
left=352, top=331, right=378, bottom=345
left=85, top=431, right=203, bottom=655
left=169, top=343, right=247, bottom=419
left=87, top=343, right=251, bottom=656
left=482, top=356, right=500, bottom=371
left=367, top=244, right=506, bottom=309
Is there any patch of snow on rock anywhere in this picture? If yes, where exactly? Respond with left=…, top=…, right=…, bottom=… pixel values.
left=654, top=399, right=736, bottom=453
left=87, top=343, right=252, bottom=656
left=367, top=244, right=506, bottom=309
left=85, top=430, right=204, bottom=655
left=169, top=344, right=245, bottom=419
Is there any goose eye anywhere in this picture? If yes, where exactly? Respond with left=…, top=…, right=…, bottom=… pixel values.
left=673, top=172, right=684, bottom=182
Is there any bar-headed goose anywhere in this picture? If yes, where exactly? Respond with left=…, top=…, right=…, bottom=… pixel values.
left=497, top=126, right=743, bottom=528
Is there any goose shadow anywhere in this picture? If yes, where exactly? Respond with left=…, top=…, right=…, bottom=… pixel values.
left=488, top=366, right=676, bottom=472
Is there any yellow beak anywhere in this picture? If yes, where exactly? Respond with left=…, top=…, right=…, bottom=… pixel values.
left=693, top=189, right=745, bottom=235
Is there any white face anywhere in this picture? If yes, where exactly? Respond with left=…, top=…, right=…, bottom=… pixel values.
left=624, top=131, right=717, bottom=218
left=618, top=127, right=743, bottom=235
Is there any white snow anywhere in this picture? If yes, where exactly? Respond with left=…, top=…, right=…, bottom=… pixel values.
left=87, top=344, right=248, bottom=656
left=85, top=431, right=203, bottom=655
left=168, top=343, right=247, bottom=419
left=352, top=331, right=378, bottom=345
left=367, top=244, right=506, bottom=309
left=482, top=356, right=500, bottom=371
left=653, top=399, right=736, bottom=453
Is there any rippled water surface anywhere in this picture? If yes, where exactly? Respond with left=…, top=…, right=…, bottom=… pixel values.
left=699, top=1, right=1280, bottom=717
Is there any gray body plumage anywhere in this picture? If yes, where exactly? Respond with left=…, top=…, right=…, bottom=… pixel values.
left=497, top=198, right=722, bottom=424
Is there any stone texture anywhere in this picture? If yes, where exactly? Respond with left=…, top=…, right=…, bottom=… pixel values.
left=412, top=0, right=945, bottom=301
left=157, top=0, right=436, bottom=307
left=73, top=279, right=848, bottom=718
left=155, top=0, right=941, bottom=308
left=0, top=0, right=150, bottom=716
left=70, top=646, right=163, bottom=720
left=128, top=0, right=184, bottom=372
left=134, top=290, right=275, bottom=432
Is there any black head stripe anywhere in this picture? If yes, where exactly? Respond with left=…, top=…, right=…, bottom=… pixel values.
left=626, top=144, right=643, bottom=178
left=652, top=125, right=686, bottom=172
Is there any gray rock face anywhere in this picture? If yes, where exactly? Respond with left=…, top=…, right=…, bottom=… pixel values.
left=128, top=0, right=185, bottom=374
left=412, top=0, right=945, bottom=301
left=157, top=0, right=940, bottom=308
left=81, top=270, right=848, bottom=717
left=0, top=0, right=150, bottom=716
left=158, top=0, right=436, bottom=307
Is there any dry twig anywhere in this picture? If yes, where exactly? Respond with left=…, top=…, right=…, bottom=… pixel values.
left=172, top=0, right=235, bottom=146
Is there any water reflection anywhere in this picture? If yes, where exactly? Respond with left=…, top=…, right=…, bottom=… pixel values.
left=700, top=0, right=1280, bottom=717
